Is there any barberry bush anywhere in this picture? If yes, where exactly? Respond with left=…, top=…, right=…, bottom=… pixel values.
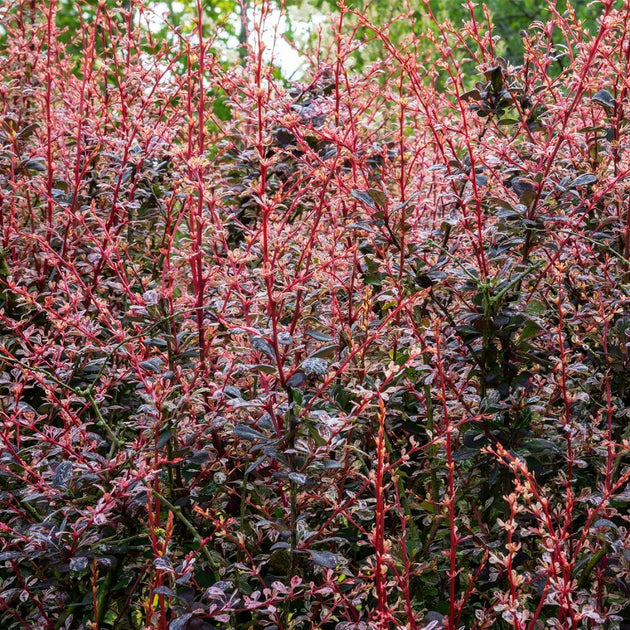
left=1, top=0, right=629, bottom=628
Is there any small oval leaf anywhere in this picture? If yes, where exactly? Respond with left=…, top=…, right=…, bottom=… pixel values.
left=139, top=358, right=164, bottom=373
left=287, top=371, right=307, bottom=388
left=154, top=556, right=174, bottom=572
left=251, top=336, right=276, bottom=361
left=591, top=89, right=615, bottom=109
left=234, top=424, right=266, bottom=441
left=569, top=173, right=596, bottom=188
left=52, top=461, right=73, bottom=488
left=367, top=189, right=388, bottom=207
left=305, top=330, right=334, bottom=342
left=309, top=550, right=339, bottom=569
left=351, top=190, right=376, bottom=209
left=301, top=357, right=329, bottom=376
left=169, top=613, right=193, bottom=630
left=592, top=519, right=618, bottom=531
left=288, top=472, right=310, bottom=486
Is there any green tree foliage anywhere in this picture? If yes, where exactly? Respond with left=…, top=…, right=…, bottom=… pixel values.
left=329, top=0, right=604, bottom=72
left=430, top=0, right=600, bottom=60
left=1, top=0, right=603, bottom=76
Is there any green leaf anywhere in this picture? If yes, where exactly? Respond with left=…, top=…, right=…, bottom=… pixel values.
left=523, top=438, right=561, bottom=455
left=367, top=189, right=388, bottom=207
left=104, top=610, right=119, bottom=625
left=518, top=319, right=541, bottom=343
left=308, top=425, right=326, bottom=446
left=526, top=300, right=546, bottom=315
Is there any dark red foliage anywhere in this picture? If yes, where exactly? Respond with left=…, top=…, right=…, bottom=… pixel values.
left=1, top=0, right=629, bottom=628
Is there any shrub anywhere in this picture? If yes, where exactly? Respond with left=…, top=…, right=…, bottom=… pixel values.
left=0, top=0, right=629, bottom=628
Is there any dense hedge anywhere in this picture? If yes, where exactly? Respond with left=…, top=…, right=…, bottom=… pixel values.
left=1, top=1, right=629, bottom=628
